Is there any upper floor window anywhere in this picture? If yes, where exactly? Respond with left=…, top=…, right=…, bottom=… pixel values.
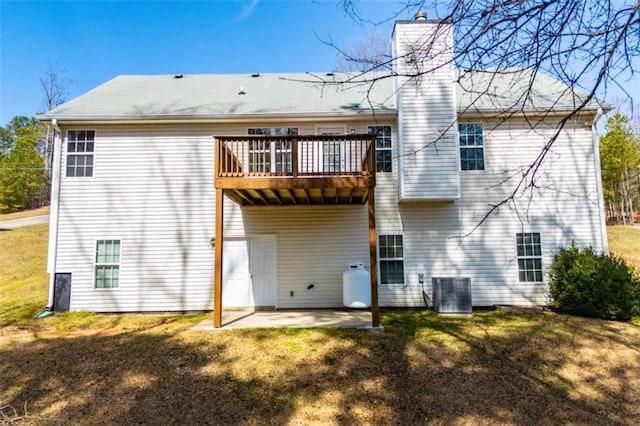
left=66, top=130, right=95, bottom=177
left=247, top=128, right=298, bottom=173
left=368, top=126, right=393, bottom=172
left=322, top=141, right=342, bottom=173
left=516, top=233, right=543, bottom=282
left=458, top=123, right=484, bottom=171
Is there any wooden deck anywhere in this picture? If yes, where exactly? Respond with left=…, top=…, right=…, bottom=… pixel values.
left=214, top=134, right=376, bottom=205
left=212, top=134, right=380, bottom=329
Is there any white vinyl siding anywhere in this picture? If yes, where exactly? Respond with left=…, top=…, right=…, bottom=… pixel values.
left=392, top=21, right=459, bottom=200
left=51, top=117, right=605, bottom=311
left=55, top=124, right=217, bottom=311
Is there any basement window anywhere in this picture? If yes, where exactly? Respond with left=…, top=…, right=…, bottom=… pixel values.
left=95, top=240, right=121, bottom=289
left=66, top=130, right=95, bottom=177
left=516, top=233, right=543, bottom=282
left=379, top=234, right=405, bottom=285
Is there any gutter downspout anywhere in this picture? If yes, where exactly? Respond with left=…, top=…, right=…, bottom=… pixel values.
left=46, top=119, right=63, bottom=310
left=591, top=108, right=608, bottom=254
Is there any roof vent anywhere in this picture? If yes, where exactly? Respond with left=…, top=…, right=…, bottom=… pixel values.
left=251, top=73, right=260, bottom=77
left=174, top=74, right=184, bottom=79
left=238, top=86, right=246, bottom=95
left=413, top=11, right=427, bottom=20
left=326, top=72, right=334, bottom=76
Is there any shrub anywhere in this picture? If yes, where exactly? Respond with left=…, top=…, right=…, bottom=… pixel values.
left=549, top=243, right=640, bottom=321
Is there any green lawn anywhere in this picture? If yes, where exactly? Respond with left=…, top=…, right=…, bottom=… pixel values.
left=0, top=224, right=48, bottom=326
left=608, top=225, right=640, bottom=270
left=1, top=223, right=639, bottom=424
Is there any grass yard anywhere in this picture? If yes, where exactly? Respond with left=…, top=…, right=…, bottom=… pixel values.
left=0, top=206, right=49, bottom=222
left=1, top=223, right=640, bottom=424
left=608, top=225, right=640, bottom=270
left=0, top=224, right=49, bottom=327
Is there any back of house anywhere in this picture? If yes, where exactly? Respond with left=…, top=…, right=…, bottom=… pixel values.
left=38, top=15, right=608, bottom=324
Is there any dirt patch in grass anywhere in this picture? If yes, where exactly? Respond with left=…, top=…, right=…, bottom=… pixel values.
left=2, top=310, right=639, bottom=425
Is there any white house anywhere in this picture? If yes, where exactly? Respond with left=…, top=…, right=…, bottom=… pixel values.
left=38, top=16, right=608, bottom=327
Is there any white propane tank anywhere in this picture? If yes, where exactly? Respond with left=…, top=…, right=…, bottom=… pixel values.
left=343, top=262, right=371, bottom=308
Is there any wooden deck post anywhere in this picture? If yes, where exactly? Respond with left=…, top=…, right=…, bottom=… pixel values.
left=368, top=188, right=380, bottom=327
left=213, top=189, right=224, bottom=328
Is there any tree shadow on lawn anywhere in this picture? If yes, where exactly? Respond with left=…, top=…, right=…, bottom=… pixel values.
left=1, top=312, right=639, bottom=425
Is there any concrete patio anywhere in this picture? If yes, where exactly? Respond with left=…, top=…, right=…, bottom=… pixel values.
left=191, top=309, right=382, bottom=331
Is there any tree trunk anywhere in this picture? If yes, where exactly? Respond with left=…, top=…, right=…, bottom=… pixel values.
left=624, top=166, right=634, bottom=225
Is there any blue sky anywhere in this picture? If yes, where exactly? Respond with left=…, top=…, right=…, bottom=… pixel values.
left=1, top=0, right=638, bottom=126
left=1, top=0, right=408, bottom=124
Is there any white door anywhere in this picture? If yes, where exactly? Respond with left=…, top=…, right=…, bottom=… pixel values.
left=222, top=239, right=251, bottom=307
left=222, top=236, right=277, bottom=308
left=250, top=236, right=277, bottom=307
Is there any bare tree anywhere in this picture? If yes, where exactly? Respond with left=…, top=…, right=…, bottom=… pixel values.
left=314, top=0, right=640, bottom=232
left=40, top=61, right=71, bottom=203
left=334, top=30, right=392, bottom=72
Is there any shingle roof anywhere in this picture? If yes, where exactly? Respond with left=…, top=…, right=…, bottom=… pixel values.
left=38, top=69, right=603, bottom=121
left=39, top=72, right=396, bottom=120
left=456, top=68, right=603, bottom=114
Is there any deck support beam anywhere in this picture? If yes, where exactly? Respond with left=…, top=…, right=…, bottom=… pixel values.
left=213, top=189, right=224, bottom=328
left=368, top=188, right=380, bottom=328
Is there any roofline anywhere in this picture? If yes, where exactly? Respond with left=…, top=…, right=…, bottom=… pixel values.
left=458, top=105, right=611, bottom=117
left=36, top=105, right=609, bottom=125
left=36, top=110, right=399, bottom=125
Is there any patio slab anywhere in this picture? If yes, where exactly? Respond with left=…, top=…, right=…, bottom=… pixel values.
left=191, top=309, right=380, bottom=331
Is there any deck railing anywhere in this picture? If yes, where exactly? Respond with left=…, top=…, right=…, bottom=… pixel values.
left=215, top=134, right=376, bottom=179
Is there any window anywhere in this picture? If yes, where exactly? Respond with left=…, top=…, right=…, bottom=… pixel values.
left=66, top=130, right=95, bottom=177
left=248, top=140, right=270, bottom=173
left=516, top=233, right=543, bottom=282
left=379, top=235, right=404, bottom=285
left=323, top=141, right=341, bottom=172
left=95, top=240, right=121, bottom=289
left=458, top=123, right=484, bottom=171
left=247, top=128, right=298, bottom=173
left=368, top=125, right=392, bottom=172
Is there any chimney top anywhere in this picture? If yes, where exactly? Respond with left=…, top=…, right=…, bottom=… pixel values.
left=413, top=11, right=427, bottom=20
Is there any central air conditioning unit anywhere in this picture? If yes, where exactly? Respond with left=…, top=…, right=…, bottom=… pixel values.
left=432, top=277, right=472, bottom=314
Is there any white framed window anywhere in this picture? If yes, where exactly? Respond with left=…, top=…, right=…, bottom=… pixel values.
left=323, top=141, right=342, bottom=172
left=458, top=123, right=484, bottom=171
left=368, top=125, right=393, bottom=172
left=379, top=234, right=405, bottom=285
left=95, top=239, right=121, bottom=289
left=247, top=127, right=298, bottom=173
left=317, top=126, right=345, bottom=174
left=516, top=233, right=543, bottom=282
left=66, top=130, right=95, bottom=177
